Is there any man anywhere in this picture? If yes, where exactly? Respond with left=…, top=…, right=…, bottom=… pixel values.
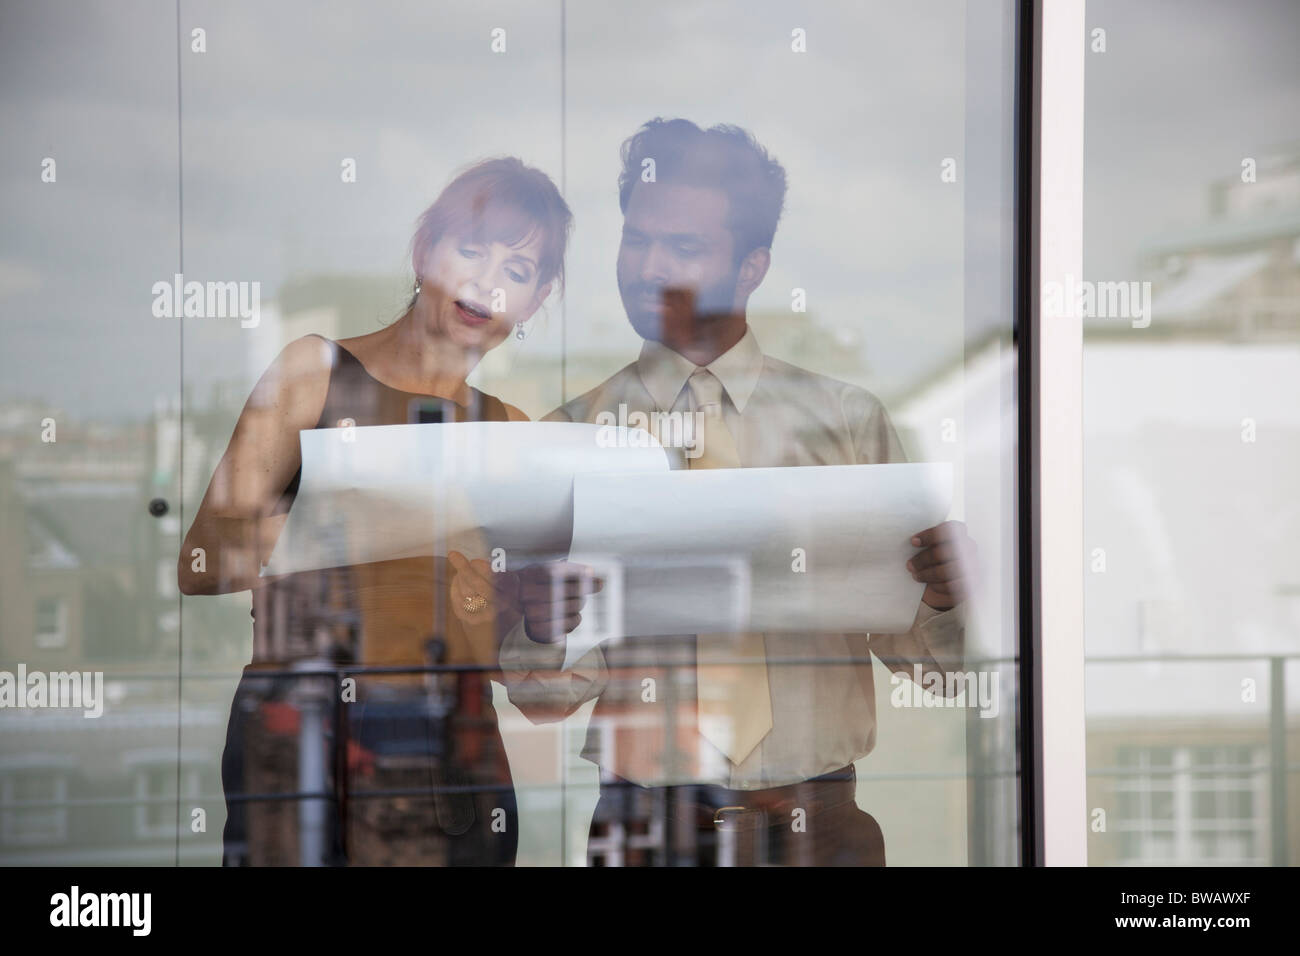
left=469, top=118, right=976, bottom=865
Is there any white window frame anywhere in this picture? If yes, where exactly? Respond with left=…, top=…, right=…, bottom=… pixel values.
left=1033, top=0, right=1089, bottom=866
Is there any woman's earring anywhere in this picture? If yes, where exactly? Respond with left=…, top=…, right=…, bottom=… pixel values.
left=413, top=276, right=422, bottom=295
left=515, top=322, right=527, bottom=340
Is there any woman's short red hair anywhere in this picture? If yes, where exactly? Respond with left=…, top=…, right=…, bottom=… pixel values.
left=412, top=157, right=572, bottom=292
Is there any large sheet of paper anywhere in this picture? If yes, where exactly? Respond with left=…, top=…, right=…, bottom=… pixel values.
left=563, top=463, right=952, bottom=667
left=262, top=422, right=678, bottom=576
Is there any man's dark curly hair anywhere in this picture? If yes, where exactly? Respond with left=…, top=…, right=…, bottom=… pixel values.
left=618, top=118, right=788, bottom=264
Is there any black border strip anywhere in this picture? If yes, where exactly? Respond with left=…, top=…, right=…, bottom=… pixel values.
left=1015, top=0, right=1042, bottom=868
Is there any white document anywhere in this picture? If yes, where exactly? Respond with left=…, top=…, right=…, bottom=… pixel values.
left=563, top=463, right=952, bottom=667
left=262, top=422, right=678, bottom=576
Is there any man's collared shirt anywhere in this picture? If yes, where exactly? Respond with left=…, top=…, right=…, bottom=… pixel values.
left=500, top=326, right=965, bottom=790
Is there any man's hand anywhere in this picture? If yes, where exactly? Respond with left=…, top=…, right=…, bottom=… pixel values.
left=517, top=561, right=603, bottom=644
left=907, top=520, right=978, bottom=611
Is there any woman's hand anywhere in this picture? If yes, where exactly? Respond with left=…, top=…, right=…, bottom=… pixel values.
left=447, top=550, right=523, bottom=639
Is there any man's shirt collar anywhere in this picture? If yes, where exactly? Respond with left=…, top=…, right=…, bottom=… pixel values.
left=635, top=325, right=763, bottom=413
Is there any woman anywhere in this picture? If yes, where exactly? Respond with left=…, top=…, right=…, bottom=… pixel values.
left=179, top=157, right=571, bottom=866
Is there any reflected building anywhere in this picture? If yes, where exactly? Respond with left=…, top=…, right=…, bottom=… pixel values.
left=0, top=399, right=223, bottom=863
left=896, top=145, right=1300, bottom=866
left=1082, top=144, right=1300, bottom=866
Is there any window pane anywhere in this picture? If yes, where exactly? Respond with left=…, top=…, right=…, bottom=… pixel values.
left=0, top=0, right=182, bottom=865
left=1083, top=0, right=1299, bottom=868
left=3, top=0, right=1022, bottom=867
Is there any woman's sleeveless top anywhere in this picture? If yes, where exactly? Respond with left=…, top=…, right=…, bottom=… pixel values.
left=249, top=334, right=511, bottom=680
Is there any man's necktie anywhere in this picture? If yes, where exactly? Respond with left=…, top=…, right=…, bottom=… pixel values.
left=687, top=368, right=773, bottom=765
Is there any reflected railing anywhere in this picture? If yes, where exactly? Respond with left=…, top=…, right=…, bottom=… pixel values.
left=1084, top=653, right=1296, bottom=867
left=2, top=653, right=1295, bottom=865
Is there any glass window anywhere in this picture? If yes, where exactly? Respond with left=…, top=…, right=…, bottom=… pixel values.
left=3, top=0, right=1024, bottom=867
left=1082, top=0, right=1300, bottom=868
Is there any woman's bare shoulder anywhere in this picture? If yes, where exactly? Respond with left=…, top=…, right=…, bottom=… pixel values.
left=502, top=401, right=530, bottom=422
left=246, top=333, right=335, bottom=425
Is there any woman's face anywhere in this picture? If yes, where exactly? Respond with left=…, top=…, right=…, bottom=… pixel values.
left=417, top=227, right=553, bottom=352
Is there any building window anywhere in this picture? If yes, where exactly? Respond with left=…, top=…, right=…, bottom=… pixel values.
left=1113, top=744, right=1264, bottom=865
left=133, top=764, right=200, bottom=840
left=1, top=771, right=69, bottom=846
left=33, top=597, right=68, bottom=650
left=1189, top=746, right=1259, bottom=862
left=1114, top=746, right=1177, bottom=862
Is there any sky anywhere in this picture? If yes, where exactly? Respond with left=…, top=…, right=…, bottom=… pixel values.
left=1084, top=0, right=1300, bottom=277
left=1, top=0, right=975, bottom=420
left=0, top=0, right=1297, bottom=414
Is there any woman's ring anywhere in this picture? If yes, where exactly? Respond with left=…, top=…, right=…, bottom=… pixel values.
left=463, top=593, right=487, bottom=613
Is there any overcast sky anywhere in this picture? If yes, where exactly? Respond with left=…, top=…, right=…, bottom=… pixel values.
left=0, top=0, right=971, bottom=420
left=1, top=0, right=1297, bottom=421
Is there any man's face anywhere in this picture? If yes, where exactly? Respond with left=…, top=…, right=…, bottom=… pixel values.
left=617, top=181, right=741, bottom=345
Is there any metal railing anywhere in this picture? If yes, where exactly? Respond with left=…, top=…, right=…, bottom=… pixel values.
left=1, top=653, right=1295, bottom=865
